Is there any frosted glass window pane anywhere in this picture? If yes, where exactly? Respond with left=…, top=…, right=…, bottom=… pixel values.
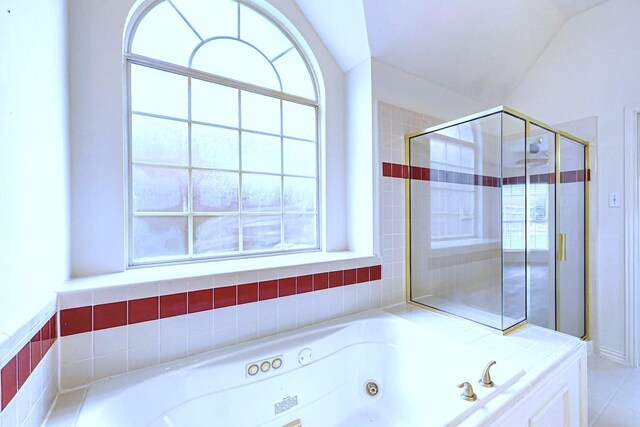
left=191, top=79, right=238, bottom=128
left=273, top=48, right=315, bottom=100
left=446, top=191, right=461, bottom=214
left=132, top=114, right=188, bottom=165
left=191, top=39, right=280, bottom=91
left=241, top=92, right=280, bottom=134
left=193, top=216, right=239, bottom=254
left=193, top=170, right=239, bottom=212
left=242, top=132, right=281, bottom=173
left=133, top=216, right=187, bottom=260
left=240, top=5, right=292, bottom=60
left=447, top=216, right=461, bottom=236
left=283, top=139, right=316, bottom=177
left=283, top=101, right=315, bottom=140
left=171, top=0, right=237, bottom=40
left=446, top=144, right=461, bottom=165
left=132, top=165, right=188, bottom=212
left=131, top=65, right=187, bottom=119
left=284, top=214, right=316, bottom=247
left=242, top=173, right=281, bottom=212
left=432, top=215, right=445, bottom=238
left=430, top=139, right=445, bottom=164
left=284, top=177, right=316, bottom=212
left=130, top=1, right=200, bottom=66
left=192, top=125, right=239, bottom=170
left=431, top=188, right=445, bottom=213
left=461, top=146, right=474, bottom=168
left=461, top=219, right=473, bottom=235
left=243, top=215, right=281, bottom=251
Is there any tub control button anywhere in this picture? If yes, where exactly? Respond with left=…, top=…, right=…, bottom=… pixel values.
left=272, top=358, right=283, bottom=369
left=260, top=361, right=271, bottom=372
left=248, top=364, right=259, bottom=376
left=298, top=348, right=312, bottom=366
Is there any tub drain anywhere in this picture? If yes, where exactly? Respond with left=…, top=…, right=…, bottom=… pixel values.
left=365, top=381, right=379, bottom=396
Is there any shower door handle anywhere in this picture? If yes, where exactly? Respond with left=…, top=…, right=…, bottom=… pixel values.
left=557, top=234, right=567, bottom=261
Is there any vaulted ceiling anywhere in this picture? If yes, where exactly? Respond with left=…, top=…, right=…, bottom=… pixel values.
left=294, top=0, right=610, bottom=105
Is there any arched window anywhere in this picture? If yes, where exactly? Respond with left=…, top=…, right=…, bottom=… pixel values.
left=125, top=0, right=320, bottom=265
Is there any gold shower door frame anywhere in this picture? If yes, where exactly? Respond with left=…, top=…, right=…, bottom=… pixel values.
left=404, top=105, right=590, bottom=339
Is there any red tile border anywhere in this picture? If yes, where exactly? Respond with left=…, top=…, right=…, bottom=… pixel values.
left=60, top=306, right=92, bottom=336
left=344, top=269, right=357, bottom=286
left=30, top=331, right=42, bottom=372
left=1, top=312, right=56, bottom=412
left=214, top=286, right=237, bottom=308
left=313, top=273, right=328, bottom=291
left=17, top=344, right=30, bottom=389
left=94, top=302, right=127, bottom=331
left=278, top=277, right=296, bottom=297
left=160, top=293, right=187, bottom=318
left=128, top=297, right=158, bottom=324
left=259, top=280, right=278, bottom=301
left=237, top=283, right=258, bottom=304
left=329, top=270, right=343, bottom=288
left=1, top=357, right=17, bottom=410
left=296, top=275, right=313, bottom=294
left=51, top=265, right=383, bottom=339
left=188, top=289, right=213, bottom=313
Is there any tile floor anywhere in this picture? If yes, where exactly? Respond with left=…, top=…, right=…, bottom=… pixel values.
left=589, top=355, right=640, bottom=426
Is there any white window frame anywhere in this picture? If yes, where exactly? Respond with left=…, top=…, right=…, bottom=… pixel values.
left=123, top=0, right=322, bottom=267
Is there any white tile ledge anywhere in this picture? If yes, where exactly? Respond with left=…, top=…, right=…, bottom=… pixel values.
left=60, top=251, right=378, bottom=294
left=0, top=292, right=56, bottom=365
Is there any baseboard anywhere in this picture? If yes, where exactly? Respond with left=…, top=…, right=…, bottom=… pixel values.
left=599, top=346, right=627, bottom=364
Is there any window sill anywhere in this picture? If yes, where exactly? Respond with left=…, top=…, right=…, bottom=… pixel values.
left=62, top=251, right=378, bottom=293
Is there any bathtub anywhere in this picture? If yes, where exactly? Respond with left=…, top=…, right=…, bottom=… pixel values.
left=74, top=310, right=524, bottom=427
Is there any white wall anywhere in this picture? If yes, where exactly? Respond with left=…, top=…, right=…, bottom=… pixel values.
left=0, top=0, right=68, bottom=325
left=68, top=0, right=348, bottom=276
left=346, top=59, right=374, bottom=254
left=371, top=59, right=489, bottom=124
left=507, top=0, right=640, bottom=360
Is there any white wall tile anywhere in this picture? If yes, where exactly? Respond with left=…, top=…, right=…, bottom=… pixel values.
left=213, top=328, right=236, bottom=349
left=159, top=336, right=188, bottom=363
left=213, top=306, right=236, bottom=331
left=93, top=326, right=127, bottom=357
left=187, top=332, right=214, bottom=356
left=60, top=359, right=93, bottom=390
left=58, top=292, right=92, bottom=310
left=258, top=300, right=278, bottom=337
left=128, top=344, right=159, bottom=372
left=128, top=321, right=159, bottom=349
left=60, top=333, right=93, bottom=364
left=93, top=350, right=127, bottom=380
left=92, top=287, right=127, bottom=305
left=188, top=311, right=213, bottom=336
left=159, top=315, right=188, bottom=342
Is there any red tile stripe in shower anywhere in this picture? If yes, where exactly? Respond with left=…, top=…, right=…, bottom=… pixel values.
left=1, top=313, right=57, bottom=412
left=58, top=265, right=383, bottom=338
left=382, top=162, right=592, bottom=185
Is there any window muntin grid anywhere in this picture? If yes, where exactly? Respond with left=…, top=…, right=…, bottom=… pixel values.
left=503, top=183, right=549, bottom=250
left=429, top=136, right=476, bottom=241
left=126, top=0, right=320, bottom=265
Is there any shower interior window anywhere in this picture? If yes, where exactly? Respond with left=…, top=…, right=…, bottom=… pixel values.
left=503, top=183, right=549, bottom=250
left=429, top=133, right=476, bottom=242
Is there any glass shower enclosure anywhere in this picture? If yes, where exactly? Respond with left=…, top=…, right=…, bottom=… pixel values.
left=405, top=106, right=589, bottom=337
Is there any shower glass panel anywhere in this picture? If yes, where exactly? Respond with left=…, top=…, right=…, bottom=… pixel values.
left=558, top=138, right=586, bottom=338
left=408, top=111, right=526, bottom=331
left=527, top=124, right=556, bottom=330
left=407, top=106, right=589, bottom=336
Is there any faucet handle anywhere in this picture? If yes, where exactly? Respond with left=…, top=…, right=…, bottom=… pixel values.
left=479, top=360, right=497, bottom=388
left=457, top=382, right=477, bottom=402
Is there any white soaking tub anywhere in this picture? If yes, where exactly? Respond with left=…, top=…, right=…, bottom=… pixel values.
left=73, top=310, right=524, bottom=427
